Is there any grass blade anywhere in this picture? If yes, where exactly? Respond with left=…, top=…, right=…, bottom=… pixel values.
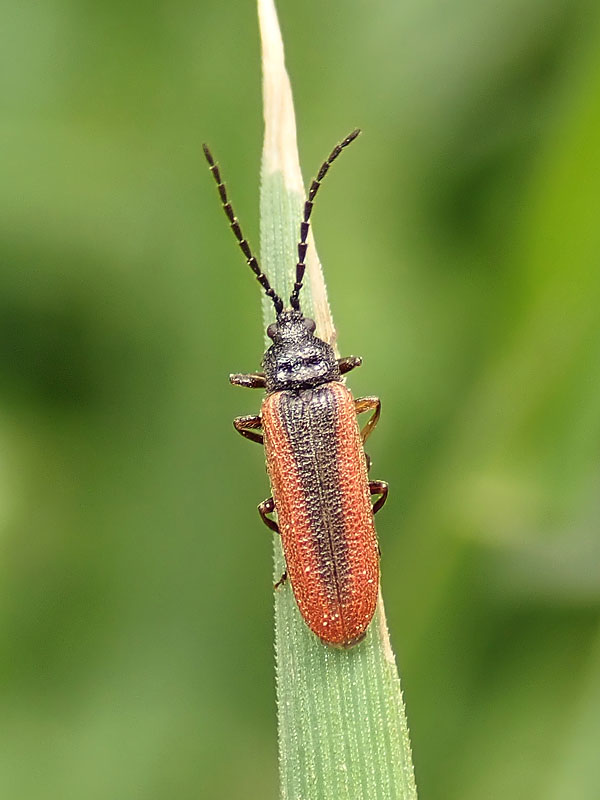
left=257, top=1, right=418, bottom=798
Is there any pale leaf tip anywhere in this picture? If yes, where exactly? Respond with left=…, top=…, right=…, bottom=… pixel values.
left=257, top=0, right=303, bottom=193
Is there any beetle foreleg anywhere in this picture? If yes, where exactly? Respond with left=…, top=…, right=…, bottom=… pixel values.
left=354, top=396, right=381, bottom=443
left=258, top=496, right=279, bottom=533
left=369, top=480, right=388, bottom=514
left=230, top=372, right=266, bottom=389
left=233, top=415, right=263, bottom=444
left=338, top=355, right=362, bottom=375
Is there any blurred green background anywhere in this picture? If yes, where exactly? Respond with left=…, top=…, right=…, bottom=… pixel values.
left=1, top=0, right=600, bottom=797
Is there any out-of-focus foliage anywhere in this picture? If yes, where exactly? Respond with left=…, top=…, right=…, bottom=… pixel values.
left=1, top=1, right=599, bottom=798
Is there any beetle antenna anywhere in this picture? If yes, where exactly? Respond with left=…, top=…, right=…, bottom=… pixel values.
left=203, top=144, right=283, bottom=315
left=289, top=129, right=361, bottom=312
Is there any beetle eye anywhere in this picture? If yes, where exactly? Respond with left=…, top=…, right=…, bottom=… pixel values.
left=304, top=318, right=316, bottom=334
left=267, top=323, right=277, bottom=339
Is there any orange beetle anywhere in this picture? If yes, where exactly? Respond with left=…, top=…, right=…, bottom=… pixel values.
left=203, top=131, right=387, bottom=647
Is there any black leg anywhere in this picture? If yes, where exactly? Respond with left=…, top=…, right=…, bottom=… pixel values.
left=274, top=571, right=288, bottom=590
left=233, top=415, right=263, bottom=444
left=260, top=500, right=285, bottom=586
left=258, top=496, right=279, bottom=533
left=230, top=372, right=266, bottom=389
left=338, top=355, right=362, bottom=375
left=354, top=396, right=381, bottom=443
left=369, top=480, right=388, bottom=514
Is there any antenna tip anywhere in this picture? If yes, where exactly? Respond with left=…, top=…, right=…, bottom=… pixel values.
left=202, top=143, right=214, bottom=165
left=347, top=128, right=361, bottom=143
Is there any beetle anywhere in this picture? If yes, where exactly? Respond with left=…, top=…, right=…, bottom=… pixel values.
left=203, top=130, right=388, bottom=647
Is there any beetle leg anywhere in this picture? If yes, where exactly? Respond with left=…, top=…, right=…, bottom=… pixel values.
left=369, top=480, right=388, bottom=514
left=354, top=396, right=381, bottom=443
left=274, top=570, right=288, bottom=590
left=258, top=496, right=279, bottom=533
left=233, top=415, right=263, bottom=444
left=338, top=355, right=362, bottom=375
left=259, top=501, right=286, bottom=587
left=365, top=452, right=372, bottom=473
left=230, top=372, right=266, bottom=389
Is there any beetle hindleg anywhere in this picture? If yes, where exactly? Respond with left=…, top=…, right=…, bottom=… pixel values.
left=230, top=372, right=266, bottom=389
left=354, top=396, right=381, bottom=443
left=369, top=480, right=388, bottom=514
left=258, top=496, right=279, bottom=533
left=338, top=355, right=362, bottom=375
left=274, top=570, right=288, bottom=590
left=233, top=415, right=263, bottom=444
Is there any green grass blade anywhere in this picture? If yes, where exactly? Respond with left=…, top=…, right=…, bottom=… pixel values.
left=257, top=1, right=418, bottom=798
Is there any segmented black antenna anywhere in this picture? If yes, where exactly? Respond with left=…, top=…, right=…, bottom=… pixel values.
left=203, top=144, right=283, bottom=315
left=289, top=128, right=361, bottom=312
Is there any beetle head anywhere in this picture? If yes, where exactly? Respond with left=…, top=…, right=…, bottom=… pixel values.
left=262, top=310, right=340, bottom=393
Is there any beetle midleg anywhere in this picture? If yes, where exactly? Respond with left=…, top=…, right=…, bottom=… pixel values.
left=230, top=372, right=266, bottom=389
left=258, top=496, right=279, bottom=533
left=233, top=414, right=263, bottom=444
left=338, top=355, right=362, bottom=375
left=369, top=480, right=388, bottom=514
left=354, top=396, right=381, bottom=443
